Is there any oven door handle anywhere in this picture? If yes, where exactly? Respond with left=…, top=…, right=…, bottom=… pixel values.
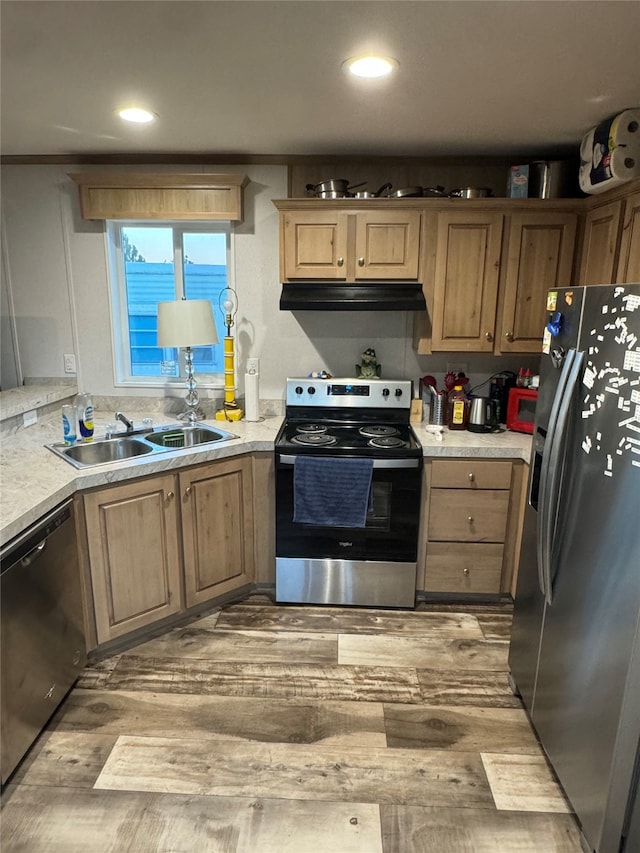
left=277, top=454, right=421, bottom=469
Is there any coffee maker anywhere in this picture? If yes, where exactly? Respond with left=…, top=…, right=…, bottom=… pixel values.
left=489, top=372, right=516, bottom=425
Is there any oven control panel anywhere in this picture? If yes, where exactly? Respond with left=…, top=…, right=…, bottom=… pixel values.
left=286, top=378, right=412, bottom=408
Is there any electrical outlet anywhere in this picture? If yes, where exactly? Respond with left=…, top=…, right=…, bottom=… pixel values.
left=247, top=357, right=260, bottom=374
left=446, top=361, right=468, bottom=376
left=63, top=353, right=77, bottom=374
left=23, top=410, right=37, bottom=427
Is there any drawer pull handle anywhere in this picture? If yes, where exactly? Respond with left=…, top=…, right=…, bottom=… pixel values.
left=463, top=568, right=470, bottom=576
left=358, top=257, right=365, bottom=266
left=184, top=486, right=192, bottom=498
left=505, top=331, right=514, bottom=342
left=485, top=331, right=494, bottom=342
left=166, top=491, right=174, bottom=501
left=468, top=472, right=474, bottom=482
left=467, top=516, right=473, bottom=524
left=337, top=257, right=344, bottom=267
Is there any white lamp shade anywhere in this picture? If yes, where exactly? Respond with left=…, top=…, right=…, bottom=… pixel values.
left=157, top=299, right=218, bottom=348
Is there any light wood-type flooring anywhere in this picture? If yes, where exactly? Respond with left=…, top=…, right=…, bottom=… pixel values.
left=1, top=597, right=583, bottom=852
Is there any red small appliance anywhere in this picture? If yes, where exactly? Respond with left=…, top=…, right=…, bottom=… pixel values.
left=506, top=387, right=538, bottom=434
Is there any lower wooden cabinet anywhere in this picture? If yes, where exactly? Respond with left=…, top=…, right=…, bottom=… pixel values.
left=180, top=456, right=255, bottom=608
left=418, top=458, right=525, bottom=596
left=83, top=473, right=182, bottom=644
left=82, top=455, right=256, bottom=646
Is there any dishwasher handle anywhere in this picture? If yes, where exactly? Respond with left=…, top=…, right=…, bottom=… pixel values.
left=20, top=539, right=47, bottom=567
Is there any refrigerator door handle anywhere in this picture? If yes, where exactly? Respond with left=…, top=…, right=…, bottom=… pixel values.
left=537, top=348, right=576, bottom=600
left=540, top=349, right=584, bottom=606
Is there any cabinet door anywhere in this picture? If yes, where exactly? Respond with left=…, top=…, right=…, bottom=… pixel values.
left=578, top=200, right=622, bottom=285
left=282, top=211, right=348, bottom=279
left=616, top=191, right=640, bottom=283
left=84, top=475, right=182, bottom=644
left=498, top=212, right=577, bottom=353
left=181, top=456, right=255, bottom=607
left=431, top=212, right=503, bottom=351
left=354, top=211, right=421, bottom=279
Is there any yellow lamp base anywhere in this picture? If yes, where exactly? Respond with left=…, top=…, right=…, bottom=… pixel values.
left=215, top=408, right=244, bottom=422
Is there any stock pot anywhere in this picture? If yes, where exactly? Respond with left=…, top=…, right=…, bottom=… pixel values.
left=306, top=178, right=366, bottom=198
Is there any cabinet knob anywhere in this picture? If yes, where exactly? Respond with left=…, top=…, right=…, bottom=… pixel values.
left=468, top=472, right=474, bottom=482
left=485, top=331, right=494, bottom=342
left=467, top=516, right=473, bottom=524
left=166, top=491, right=174, bottom=501
left=358, top=257, right=365, bottom=266
left=184, top=486, right=192, bottom=498
left=505, top=331, right=514, bottom=342
left=337, top=257, right=344, bottom=267
left=463, top=568, right=470, bottom=576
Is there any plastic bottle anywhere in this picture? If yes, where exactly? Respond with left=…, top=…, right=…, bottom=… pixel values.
left=61, top=404, right=77, bottom=445
left=448, top=384, right=469, bottom=431
left=75, top=392, right=94, bottom=443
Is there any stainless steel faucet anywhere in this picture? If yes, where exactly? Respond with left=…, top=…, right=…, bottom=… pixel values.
left=114, top=412, right=134, bottom=433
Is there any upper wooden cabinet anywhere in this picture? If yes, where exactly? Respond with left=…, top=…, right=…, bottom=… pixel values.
left=275, top=201, right=422, bottom=281
left=353, top=211, right=421, bottom=279
left=280, top=209, right=349, bottom=279
left=430, top=211, right=503, bottom=352
left=577, top=200, right=623, bottom=285
left=70, top=172, right=249, bottom=221
left=497, top=212, right=577, bottom=353
left=616, top=191, right=640, bottom=283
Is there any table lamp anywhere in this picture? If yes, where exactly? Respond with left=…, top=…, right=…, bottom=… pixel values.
left=157, top=298, right=218, bottom=423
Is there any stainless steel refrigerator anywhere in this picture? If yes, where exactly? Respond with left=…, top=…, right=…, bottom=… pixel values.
left=509, top=283, right=640, bottom=853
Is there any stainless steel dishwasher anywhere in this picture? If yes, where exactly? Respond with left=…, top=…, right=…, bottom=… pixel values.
left=1, top=499, right=86, bottom=783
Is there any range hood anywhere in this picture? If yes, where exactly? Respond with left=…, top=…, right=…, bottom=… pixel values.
left=279, top=282, right=427, bottom=311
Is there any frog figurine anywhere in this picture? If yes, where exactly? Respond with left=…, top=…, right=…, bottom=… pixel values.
left=356, top=347, right=381, bottom=378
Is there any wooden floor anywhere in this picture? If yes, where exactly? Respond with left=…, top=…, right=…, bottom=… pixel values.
left=1, top=597, right=583, bottom=852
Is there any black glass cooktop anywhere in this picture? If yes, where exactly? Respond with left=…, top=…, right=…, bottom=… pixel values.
left=276, top=419, right=422, bottom=457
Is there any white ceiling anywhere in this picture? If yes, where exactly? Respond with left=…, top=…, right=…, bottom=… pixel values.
left=2, top=0, right=640, bottom=160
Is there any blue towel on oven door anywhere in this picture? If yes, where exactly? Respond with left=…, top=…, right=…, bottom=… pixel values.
left=293, top=456, right=374, bottom=528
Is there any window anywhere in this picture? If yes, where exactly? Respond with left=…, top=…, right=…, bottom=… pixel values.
left=107, top=222, right=231, bottom=386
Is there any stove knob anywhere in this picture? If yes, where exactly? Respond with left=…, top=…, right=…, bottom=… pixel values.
left=382, top=387, right=390, bottom=397
left=295, top=386, right=304, bottom=395
left=308, top=386, right=316, bottom=395
left=395, top=388, right=403, bottom=397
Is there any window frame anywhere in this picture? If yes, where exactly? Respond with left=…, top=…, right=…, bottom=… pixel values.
left=106, top=220, right=233, bottom=389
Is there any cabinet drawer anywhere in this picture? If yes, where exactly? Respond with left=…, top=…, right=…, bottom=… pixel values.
left=428, top=490, right=509, bottom=542
left=425, top=543, right=504, bottom=593
left=430, top=459, right=512, bottom=489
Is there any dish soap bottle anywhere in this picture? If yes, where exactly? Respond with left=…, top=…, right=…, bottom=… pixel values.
left=75, top=392, right=94, bottom=443
left=448, top=384, right=469, bottom=431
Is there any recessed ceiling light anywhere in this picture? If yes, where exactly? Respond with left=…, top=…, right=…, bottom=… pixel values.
left=117, top=107, right=156, bottom=124
left=344, top=55, right=397, bottom=78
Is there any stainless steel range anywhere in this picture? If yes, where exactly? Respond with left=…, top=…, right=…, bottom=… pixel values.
left=275, top=377, right=422, bottom=608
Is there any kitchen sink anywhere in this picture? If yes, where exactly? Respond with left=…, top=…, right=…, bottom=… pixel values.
left=59, top=438, right=153, bottom=467
left=47, top=423, right=239, bottom=469
left=144, top=425, right=232, bottom=448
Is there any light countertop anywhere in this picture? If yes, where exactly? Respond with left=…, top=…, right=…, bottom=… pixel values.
left=1, top=413, right=532, bottom=548
left=415, top=425, right=532, bottom=460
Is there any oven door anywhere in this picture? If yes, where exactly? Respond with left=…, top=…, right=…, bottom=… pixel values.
left=275, top=452, right=422, bottom=607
